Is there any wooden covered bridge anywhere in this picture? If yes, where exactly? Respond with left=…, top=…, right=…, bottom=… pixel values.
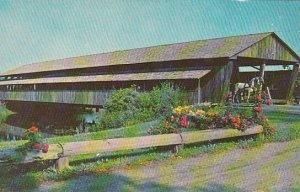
left=0, top=32, right=299, bottom=110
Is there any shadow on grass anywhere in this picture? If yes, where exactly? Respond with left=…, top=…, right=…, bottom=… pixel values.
left=48, top=173, right=246, bottom=192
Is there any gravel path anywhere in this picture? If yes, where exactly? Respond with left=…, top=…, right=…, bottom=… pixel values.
left=36, top=139, right=300, bottom=192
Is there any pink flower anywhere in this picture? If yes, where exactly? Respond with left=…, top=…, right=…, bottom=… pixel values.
left=254, top=106, right=263, bottom=113
left=247, top=121, right=252, bottom=126
left=42, top=144, right=49, bottom=153
left=265, top=100, right=272, bottom=106
left=33, top=143, right=42, bottom=150
left=261, top=114, right=267, bottom=121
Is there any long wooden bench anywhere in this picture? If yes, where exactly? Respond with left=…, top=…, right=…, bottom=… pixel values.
left=21, top=125, right=263, bottom=170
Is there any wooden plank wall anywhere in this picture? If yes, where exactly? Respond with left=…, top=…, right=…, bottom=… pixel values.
left=238, top=35, right=298, bottom=62
left=0, top=90, right=113, bottom=106
left=201, top=61, right=234, bottom=103
left=0, top=90, right=201, bottom=106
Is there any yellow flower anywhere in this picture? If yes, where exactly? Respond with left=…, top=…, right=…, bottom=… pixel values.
left=188, top=110, right=196, bottom=116
left=196, top=109, right=205, bottom=116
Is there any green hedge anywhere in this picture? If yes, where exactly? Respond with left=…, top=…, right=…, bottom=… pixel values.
left=97, top=82, right=187, bottom=130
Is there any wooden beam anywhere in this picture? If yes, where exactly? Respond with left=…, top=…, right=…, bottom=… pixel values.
left=260, top=62, right=266, bottom=81
left=286, top=63, right=299, bottom=103
left=221, top=60, right=235, bottom=104
left=62, top=134, right=182, bottom=156
left=181, top=125, right=262, bottom=144
left=197, top=78, right=201, bottom=104
left=16, top=125, right=263, bottom=171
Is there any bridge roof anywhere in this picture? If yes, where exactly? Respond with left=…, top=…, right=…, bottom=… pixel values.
left=0, top=70, right=211, bottom=85
left=1, top=32, right=299, bottom=76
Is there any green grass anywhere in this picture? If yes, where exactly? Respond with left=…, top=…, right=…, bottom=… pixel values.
left=45, top=120, right=157, bottom=144
left=265, top=110, right=300, bottom=142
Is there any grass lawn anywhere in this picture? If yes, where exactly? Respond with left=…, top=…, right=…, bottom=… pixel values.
left=0, top=107, right=299, bottom=191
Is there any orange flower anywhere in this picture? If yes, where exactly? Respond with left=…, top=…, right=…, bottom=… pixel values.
left=164, top=122, right=170, bottom=128
left=256, top=94, right=263, bottom=102
left=170, top=116, right=175, bottom=122
left=28, top=126, right=39, bottom=133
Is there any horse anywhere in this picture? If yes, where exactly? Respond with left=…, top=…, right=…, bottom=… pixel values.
left=233, top=77, right=264, bottom=103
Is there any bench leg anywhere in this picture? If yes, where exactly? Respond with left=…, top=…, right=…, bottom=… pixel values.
left=173, top=144, right=184, bottom=153
left=56, top=157, right=69, bottom=171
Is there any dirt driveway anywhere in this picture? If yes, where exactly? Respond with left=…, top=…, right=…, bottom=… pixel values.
left=37, top=138, right=300, bottom=192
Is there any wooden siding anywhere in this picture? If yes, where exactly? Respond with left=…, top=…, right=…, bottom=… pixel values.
left=237, top=35, right=298, bottom=62
left=287, top=64, right=299, bottom=102
left=0, top=90, right=200, bottom=106
left=0, top=90, right=112, bottom=106
left=201, top=62, right=234, bottom=103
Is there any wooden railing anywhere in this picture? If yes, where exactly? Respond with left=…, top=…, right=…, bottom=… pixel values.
left=0, top=90, right=113, bottom=106
left=21, top=125, right=263, bottom=170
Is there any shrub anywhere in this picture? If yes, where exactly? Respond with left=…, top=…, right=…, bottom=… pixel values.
left=0, top=102, right=12, bottom=123
left=97, top=82, right=187, bottom=130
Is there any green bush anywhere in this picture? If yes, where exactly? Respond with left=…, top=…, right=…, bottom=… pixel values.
left=0, top=103, right=11, bottom=123
left=97, top=82, right=187, bottom=130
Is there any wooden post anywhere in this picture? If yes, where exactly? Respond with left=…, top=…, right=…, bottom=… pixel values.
left=259, top=62, right=266, bottom=81
left=56, top=156, right=69, bottom=171
left=221, top=60, right=235, bottom=104
left=286, top=63, right=299, bottom=103
left=173, top=144, right=184, bottom=153
left=259, top=62, right=266, bottom=93
left=197, top=78, right=201, bottom=104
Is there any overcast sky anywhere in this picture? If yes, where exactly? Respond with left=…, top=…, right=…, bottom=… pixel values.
left=0, top=0, right=299, bottom=72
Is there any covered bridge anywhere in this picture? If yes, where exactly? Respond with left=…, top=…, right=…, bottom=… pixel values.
left=0, top=32, right=299, bottom=109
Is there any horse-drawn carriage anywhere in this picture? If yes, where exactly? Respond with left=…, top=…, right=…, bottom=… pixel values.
left=232, top=76, right=271, bottom=103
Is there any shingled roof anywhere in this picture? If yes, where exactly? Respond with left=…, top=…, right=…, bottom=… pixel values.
left=1, top=32, right=299, bottom=76
left=0, top=70, right=211, bottom=85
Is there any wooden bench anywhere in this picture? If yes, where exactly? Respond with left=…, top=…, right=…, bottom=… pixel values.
left=21, top=125, right=263, bottom=170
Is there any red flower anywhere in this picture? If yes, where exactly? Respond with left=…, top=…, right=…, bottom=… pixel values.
left=42, top=144, right=49, bottom=153
left=261, top=114, right=267, bottom=121
left=254, top=106, right=263, bottom=113
left=180, top=115, right=190, bottom=128
left=33, top=143, right=42, bottom=150
left=256, top=94, right=263, bottom=102
left=28, top=126, right=39, bottom=133
left=265, top=100, right=272, bottom=106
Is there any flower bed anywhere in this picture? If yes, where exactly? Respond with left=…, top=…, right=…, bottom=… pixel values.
left=26, top=126, right=49, bottom=153
left=148, top=95, right=275, bottom=136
